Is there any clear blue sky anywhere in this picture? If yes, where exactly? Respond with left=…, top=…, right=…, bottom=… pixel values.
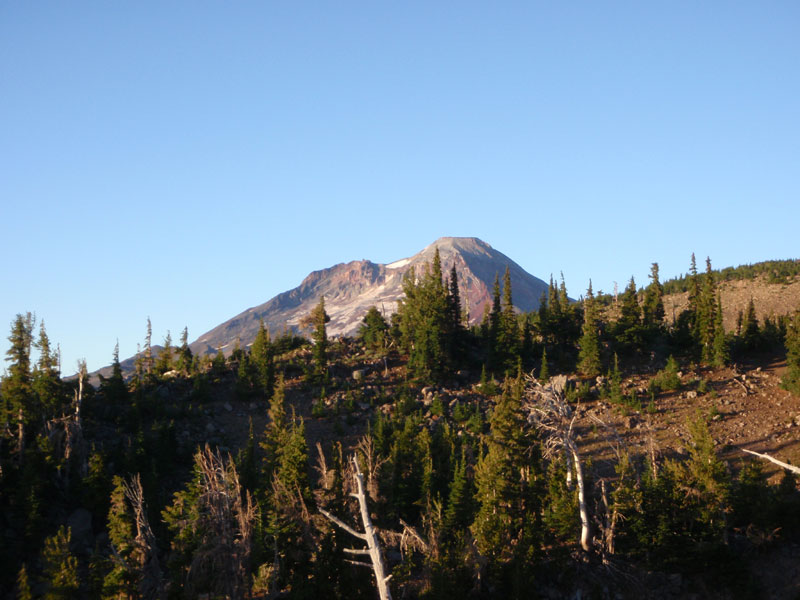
left=2, top=2, right=798, bottom=374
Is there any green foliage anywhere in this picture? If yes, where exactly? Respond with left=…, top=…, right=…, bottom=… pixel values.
left=155, top=330, right=174, bottom=374
left=310, top=297, right=330, bottom=384
left=782, top=310, right=800, bottom=395
left=642, top=262, right=666, bottom=328
left=650, top=355, right=681, bottom=394
left=712, top=294, right=729, bottom=367
left=104, top=476, right=137, bottom=598
left=577, top=282, right=601, bottom=377
left=662, top=258, right=800, bottom=294
left=538, top=347, right=549, bottom=383
left=16, top=563, right=33, bottom=600
left=472, top=376, right=540, bottom=564
left=613, top=276, right=644, bottom=354
left=542, top=459, right=579, bottom=544
left=397, top=249, right=453, bottom=382
left=251, top=320, right=276, bottom=398
left=359, top=305, right=389, bottom=355
left=41, top=526, right=80, bottom=599
left=2, top=312, right=34, bottom=438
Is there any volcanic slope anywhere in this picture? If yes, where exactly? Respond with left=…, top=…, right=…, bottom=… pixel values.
left=190, top=237, right=550, bottom=356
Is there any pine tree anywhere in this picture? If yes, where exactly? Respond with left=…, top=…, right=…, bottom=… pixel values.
left=104, top=476, right=137, bottom=598
left=642, top=262, right=665, bottom=328
left=155, top=330, right=174, bottom=374
left=176, top=326, right=193, bottom=375
left=486, top=273, right=503, bottom=373
left=740, top=298, right=759, bottom=351
left=41, top=526, right=80, bottom=599
left=2, top=313, right=35, bottom=453
left=310, top=297, right=330, bottom=384
left=697, top=257, right=717, bottom=363
left=712, top=294, right=729, bottom=367
left=359, top=306, right=388, bottom=355
left=251, top=320, right=275, bottom=398
left=16, top=563, right=33, bottom=600
left=396, top=249, right=451, bottom=382
left=99, top=341, right=128, bottom=408
left=444, top=450, right=475, bottom=534
left=33, top=321, right=64, bottom=422
left=498, top=266, right=520, bottom=371
left=539, top=348, right=549, bottom=383
left=782, top=310, right=800, bottom=395
left=472, top=376, right=540, bottom=565
left=614, top=276, right=642, bottom=354
left=577, top=282, right=602, bottom=377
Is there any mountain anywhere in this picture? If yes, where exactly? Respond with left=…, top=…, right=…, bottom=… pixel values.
left=190, top=237, right=551, bottom=356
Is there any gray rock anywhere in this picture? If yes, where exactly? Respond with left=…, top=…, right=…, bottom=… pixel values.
left=223, top=402, right=233, bottom=412
left=67, top=508, right=94, bottom=553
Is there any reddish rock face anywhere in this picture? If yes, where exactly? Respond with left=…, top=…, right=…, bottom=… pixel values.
left=190, top=237, right=550, bottom=356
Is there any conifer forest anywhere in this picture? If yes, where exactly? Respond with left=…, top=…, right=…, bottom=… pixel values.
left=3, top=251, right=800, bottom=599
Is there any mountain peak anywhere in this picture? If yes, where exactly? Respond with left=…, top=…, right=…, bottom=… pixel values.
left=189, top=238, right=548, bottom=356
left=424, top=236, right=493, bottom=255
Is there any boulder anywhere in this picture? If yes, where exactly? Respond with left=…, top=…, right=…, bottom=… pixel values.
left=67, top=508, right=94, bottom=554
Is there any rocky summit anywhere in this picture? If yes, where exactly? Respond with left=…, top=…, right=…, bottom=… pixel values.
left=190, top=237, right=550, bottom=356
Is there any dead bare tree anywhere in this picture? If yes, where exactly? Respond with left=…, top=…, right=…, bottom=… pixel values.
left=741, top=448, right=800, bottom=475
left=525, top=374, right=592, bottom=552
left=320, top=455, right=393, bottom=600
left=123, top=474, right=164, bottom=600
left=187, top=445, right=257, bottom=600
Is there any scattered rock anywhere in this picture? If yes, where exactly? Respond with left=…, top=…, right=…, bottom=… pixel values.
left=686, top=390, right=698, bottom=399
left=223, top=402, right=233, bottom=412
left=206, top=422, right=215, bottom=433
left=352, top=369, right=365, bottom=381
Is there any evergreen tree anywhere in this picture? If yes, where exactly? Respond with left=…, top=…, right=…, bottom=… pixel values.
left=176, top=326, right=193, bottom=375
left=16, top=563, right=33, bottom=600
left=577, top=282, right=602, bottom=377
left=782, top=310, right=800, bottom=395
left=740, top=298, right=760, bottom=351
left=99, top=341, right=128, bottom=409
left=448, top=264, right=462, bottom=327
left=359, top=306, right=388, bottom=355
left=539, top=348, right=549, bottom=383
left=472, top=376, right=540, bottom=567
left=712, top=294, right=729, bottom=367
left=697, top=257, right=717, bottom=363
left=396, top=249, right=451, bottom=382
left=310, top=297, right=330, bottom=384
left=497, top=266, right=520, bottom=371
left=614, top=276, right=643, bottom=354
left=104, top=476, right=137, bottom=598
left=485, top=273, right=503, bottom=373
left=41, top=526, right=80, bottom=599
left=444, top=450, right=475, bottom=534
left=155, top=330, right=173, bottom=374
left=642, top=262, right=665, bottom=328
left=2, top=313, right=35, bottom=451
left=33, top=321, right=64, bottom=422
left=250, top=320, right=275, bottom=398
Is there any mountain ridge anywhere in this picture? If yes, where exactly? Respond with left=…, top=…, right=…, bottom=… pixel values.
left=190, top=237, right=550, bottom=356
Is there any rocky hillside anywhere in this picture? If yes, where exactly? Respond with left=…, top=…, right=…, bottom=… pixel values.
left=189, top=237, right=550, bottom=356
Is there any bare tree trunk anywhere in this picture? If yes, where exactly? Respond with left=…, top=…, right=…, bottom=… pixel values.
left=742, top=448, right=800, bottom=475
left=571, top=445, right=591, bottom=552
left=17, top=407, right=24, bottom=460
left=320, top=455, right=392, bottom=600
left=123, top=474, right=164, bottom=600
